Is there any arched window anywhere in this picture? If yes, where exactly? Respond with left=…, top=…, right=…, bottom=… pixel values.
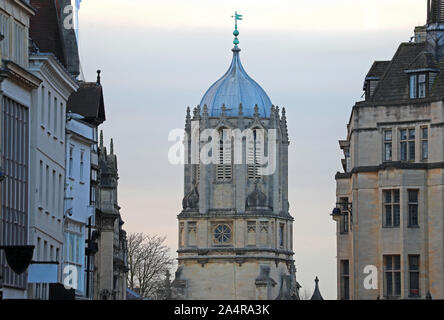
left=216, top=128, right=232, bottom=180
left=247, top=128, right=263, bottom=180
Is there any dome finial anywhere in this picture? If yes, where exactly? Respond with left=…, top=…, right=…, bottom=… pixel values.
left=231, top=11, right=243, bottom=47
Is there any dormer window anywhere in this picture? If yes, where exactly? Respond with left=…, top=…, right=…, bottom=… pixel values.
left=408, top=70, right=439, bottom=99
left=409, top=74, right=426, bottom=99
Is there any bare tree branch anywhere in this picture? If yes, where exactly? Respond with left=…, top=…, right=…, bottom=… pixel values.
left=126, top=233, right=174, bottom=299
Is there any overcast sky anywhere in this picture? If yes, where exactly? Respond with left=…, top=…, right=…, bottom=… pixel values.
left=76, top=0, right=426, bottom=299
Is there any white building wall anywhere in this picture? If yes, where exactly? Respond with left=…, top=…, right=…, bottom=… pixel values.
left=64, top=117, right=95, bottom=297
left=27, top=54, right=78, bottom=299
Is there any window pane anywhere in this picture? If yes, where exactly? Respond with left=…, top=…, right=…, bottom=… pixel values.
left=422, top=127, right=428, bottom=139
left=386, top=272, right=393, bottom=296
left=384, top=130, right=392, bottom=141
left=393, top=190, right=400, bottom=203
left=410, top=75, right=417, bottom=98
left=409, top=205, right=418, bottom=226
left=394, top=256, right=401, bottom=270
left=408, top=190, right=418, bottom=203
left=409, top=129, right=415, bottom=139
left=384, top=191, right=391, bottom=203
left=408, top=141, right=415, bottom=161
left=385, top=205, right=392, bottom=226
left=393, top=205, right=400, bottom=227
left=410, top=272, right=419, bottom=296
left=394, top=272, right=401, bottom=295
left=385, top=143, right=392, bottom=161
left=422, top=140, right=428, bottom=160
left=400, top=130, right=407, bottom=140
left=385, top=256, right=392, bottom=270
left=400, top=142, right=407, bottom=161
left=409, top=255, right=420, bottom=271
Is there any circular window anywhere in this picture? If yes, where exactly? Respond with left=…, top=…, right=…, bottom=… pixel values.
left=214, top=224, right=232, bottom=244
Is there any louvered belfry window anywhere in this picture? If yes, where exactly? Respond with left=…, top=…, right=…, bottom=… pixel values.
left=429, top=0, right=444, bottom=23
left=193, top=142, right=200, bottom=183
left=248, top=129, right=263, bottom=180
left=216, top=129, right=232, bottom=180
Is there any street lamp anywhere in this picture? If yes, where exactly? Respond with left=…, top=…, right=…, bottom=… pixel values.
left=330, top=202, right=353, bottom=229
left=0, top=246, right=35, bottom=275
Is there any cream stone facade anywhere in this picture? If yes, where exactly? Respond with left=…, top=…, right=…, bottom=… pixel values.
left=333, top=0, right=444, bottom=300
left=172, top=27, right=298, bottom=300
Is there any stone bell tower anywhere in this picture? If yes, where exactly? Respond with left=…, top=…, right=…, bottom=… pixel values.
left=426, top=0, right=444, bottom=60
left=172, top=14, right=299, bottom=300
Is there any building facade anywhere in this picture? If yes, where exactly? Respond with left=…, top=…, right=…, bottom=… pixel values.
left=333, top=0, right=444, bottom=300
left=27, top=52, right=78, bottom=299
left=66, top=74, right=105, bottom=299
left=93, top=134, right=127, bottom=300
left=63, top=113, right=96, bottom=298
left=172, top=25, right=298, bottom=300
left=0, top=0, right=41, bottom=299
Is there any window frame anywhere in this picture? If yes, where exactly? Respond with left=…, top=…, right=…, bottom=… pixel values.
left=384, top=255, right=401, bottom=298
left=421, top=127, right=428, bottom=161
left=408, top=189, right=419, bottom=228
left=340, top=197, right=349, bottom=234
left=409, top=73, right=429, bottom=99
left=340, top=260, right=350, bottom=300
left=400, top=128, right=415, bottom=162
left=383, top=129, right=393, bottom=162
left=408, top=255, right=420, bottom=298
left=383, top=189, right=400, bottom=228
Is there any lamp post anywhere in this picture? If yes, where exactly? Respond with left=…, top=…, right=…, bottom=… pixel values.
left=330, top=202, right=353, bottom=230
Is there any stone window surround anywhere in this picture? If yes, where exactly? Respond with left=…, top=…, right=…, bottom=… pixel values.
left=379, top=122, right=430, bottom=164
left=380, top=188, right=422, bottom=229
left=211, top=221, right=233, bottom=247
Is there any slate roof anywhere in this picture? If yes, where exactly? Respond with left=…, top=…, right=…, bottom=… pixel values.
left=29, top=0, right=66, bottom=67
left=368, top=42, right=426, bottom=103
left=67, top=82, right=106, bottom=125
left=360, top=39, right=444, bottom=105
left=366, top=61, right=390, bottom=79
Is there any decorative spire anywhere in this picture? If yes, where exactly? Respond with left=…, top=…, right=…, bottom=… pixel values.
left=196, top=105, right=201, bottom=120
left=253, top=104, right=259, bottom=118
left=185, top=107, right=191, bottom=131
left=281, top=107, right=287, bottom=122
left=202, top=104, right=209, bottom=119
left=221, top=104, right=227, bottom=117
left=310, top=277, right=324, bottom=300
left=270, top=105, right=276, bottom=125
left=100, top=130, right=103, bottom=148
left=238, top=103, right=243, bottom=116
left=96, top=70, right=101, bottom=85
left=281, top=107, right=289, bottom=143
left=231, top=11, right=243, bottom=47
left=110, top=138, right=114, bottom=155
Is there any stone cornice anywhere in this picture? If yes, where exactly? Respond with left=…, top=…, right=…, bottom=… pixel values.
left=178, top=211, right=294, bottom=221
left=177, top=255, right=294, bottom=267
left=1, top=60, right=41, bottom=89
left=177, top=247, right=294, bottom=256
left=14, top=0, right=36, bottom=16
left=335, top=161, right=444, bottom=179
left=29, top=54, right=79, bottom=99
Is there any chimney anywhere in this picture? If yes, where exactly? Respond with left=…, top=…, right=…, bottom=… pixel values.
left=414, top=26, right=427, bottom=43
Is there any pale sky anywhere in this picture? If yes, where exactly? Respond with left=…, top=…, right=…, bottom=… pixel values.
left=76, top=0, right=426, bottom=299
